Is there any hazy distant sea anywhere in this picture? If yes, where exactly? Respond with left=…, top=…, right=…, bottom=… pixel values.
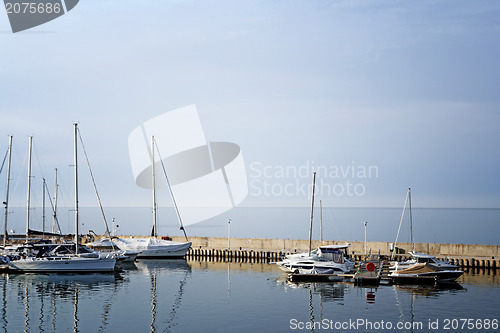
left=6, top=207, right=500, bottom=245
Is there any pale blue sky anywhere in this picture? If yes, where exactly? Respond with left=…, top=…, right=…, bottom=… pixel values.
left=1, top=0, right=499, bottom=216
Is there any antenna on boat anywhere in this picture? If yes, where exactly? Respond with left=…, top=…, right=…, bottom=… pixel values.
left=308, top=172, right=316, bottom=256
left=3, top=135, right=12, bottom=247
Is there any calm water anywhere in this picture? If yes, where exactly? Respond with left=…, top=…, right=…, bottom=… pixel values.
left=1, top=259, right=499, bottom=332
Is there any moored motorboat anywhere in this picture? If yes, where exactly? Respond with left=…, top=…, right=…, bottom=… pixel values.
left=274, top=244, right=355, bottom=275
left=389, top=263, right=464, bottom=284
left=390, top=251, right=458, bottom=271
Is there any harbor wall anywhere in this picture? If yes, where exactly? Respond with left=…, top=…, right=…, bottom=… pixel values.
left=168, top=236, right=500, bottom=258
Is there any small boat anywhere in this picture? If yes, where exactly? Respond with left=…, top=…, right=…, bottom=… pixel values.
left=390, top=251, right=458, bottom=271
left=275, top=244, right=355, bottom=275
left=389, top=263, right=464, bottom=284
left=106, top=136, right=191, bottom=258
left=390, top=188, right=460, bottom=271
left=87, top=237, right=191, bottom=259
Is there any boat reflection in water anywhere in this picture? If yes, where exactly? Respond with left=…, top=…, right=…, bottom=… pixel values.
left=392, top=282, right=466, bottom=298
left=1, top=272, right=121, bottom=332
left=0, top=259, right=192, bottom=332
left=281, top=281, right=348, bottom=303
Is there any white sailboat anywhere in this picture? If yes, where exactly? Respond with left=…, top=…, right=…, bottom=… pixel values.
left=390, top=188, right=460, bottom=272
left=89, top=136, right=191, bottom=258
left=9, top=124, right=116, bottom=272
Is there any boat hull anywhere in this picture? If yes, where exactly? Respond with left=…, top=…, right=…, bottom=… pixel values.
left=8, top=257, right=116, bottom=272
left=390, top=270, right=464, bottom=284
left=136, top=245, right=192, bottom=258
left=113, top=239, right=192, bottom=259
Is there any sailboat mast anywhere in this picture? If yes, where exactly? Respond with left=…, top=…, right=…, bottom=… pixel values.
left=53, top=168, right=58, bottom=234
left=74, top=123, right=79, bottom=254
left=152, top=139, right=189, bottom=242
left=42, top=178, right=46, bottom=237
left=26, top=136, right=33, bottom=239
left=3, top=135, right=12, bottom=247
left=409, top=187, right=413, bottom=252
left=320, top=200, right=323, bottom=242
left=308, top=172, right=316, bottom=256
left=151, top=136, right=157, bottom=239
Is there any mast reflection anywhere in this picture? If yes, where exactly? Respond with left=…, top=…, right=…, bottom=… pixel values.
left=134, top=259, right=192, bottom=333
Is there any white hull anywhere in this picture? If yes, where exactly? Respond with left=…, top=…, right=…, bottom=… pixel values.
left=8, top=256, right=116, bottom=272
left=390, top=270, right=464, bottom=283
left=277, top=259, right=353, bottom=274
left=113, top=238, right=192, bottom=258
left=274, top=244, right=355, bottom=275
left=389, top=252, right=458, bottom=271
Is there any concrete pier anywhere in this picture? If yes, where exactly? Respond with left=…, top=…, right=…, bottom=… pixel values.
left=88, top=235, right=500, bottom=269
left=184, top=247, right=500, bottom=269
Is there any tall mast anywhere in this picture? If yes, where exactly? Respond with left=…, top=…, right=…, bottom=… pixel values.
left=320, top=200, right=323, bottom=242
left=26, top=136, right=33, bottom=239
left=308, top=172, right=316, bottom=256
left=409, top=187, right=413, bottom=252
left=3, top=135, right=12, bottom=247
left=42, top=178, right=46, bottom=237
left=151, top=136, right=157, bottom=239
left=53, top=168, right=58, bottom=234
left=74, top=123, right=79, bottom=254
left=152, top=139, right=189, bottom=242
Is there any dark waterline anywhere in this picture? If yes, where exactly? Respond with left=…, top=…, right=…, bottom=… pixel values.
left=1, top=259, right=499, bottom=332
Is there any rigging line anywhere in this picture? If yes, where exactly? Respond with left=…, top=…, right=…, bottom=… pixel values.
left=153, top=141, right=189, bottom=242
left=76, top=128, right=116, bottom=251
left=43, top=181, right=62, bottom=234
left=11, top=146, right=30, bottom=208
left=32, top=141, right=47, bottom=181
left=162, top=270, right=191, bottom=332
left=0, top=147, right=8, bottom=175
left=392, top=189, right=409, bottom=260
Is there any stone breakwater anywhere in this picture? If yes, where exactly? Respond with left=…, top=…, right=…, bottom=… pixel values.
left=104, top=235, right=500, bottom=269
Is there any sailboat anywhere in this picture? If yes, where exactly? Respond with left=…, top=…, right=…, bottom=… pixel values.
left=273, top=172, right=355, bottom=275
left=388, top=188, right=463, bottom=282
left=8, top=124, right=117, bottom=272
left=88, top=136, right=192, bottom=258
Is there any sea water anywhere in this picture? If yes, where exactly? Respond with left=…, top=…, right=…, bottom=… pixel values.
left=1, top=259, right=499, bottom=332
left=6, top=207, right=500, bottom=245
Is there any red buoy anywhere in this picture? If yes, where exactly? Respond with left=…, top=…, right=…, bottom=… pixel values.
left=366, top=262, right=376, bottom=272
